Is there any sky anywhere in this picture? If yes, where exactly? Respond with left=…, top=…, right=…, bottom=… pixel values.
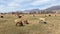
left=0, top=0, right=60, bottom=13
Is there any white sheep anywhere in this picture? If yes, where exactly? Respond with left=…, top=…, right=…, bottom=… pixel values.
left=14, top=19, right=22, bottom=23
left=39, top=18, right=46, bottom=21
left=39, top=17, right=47, bottom=24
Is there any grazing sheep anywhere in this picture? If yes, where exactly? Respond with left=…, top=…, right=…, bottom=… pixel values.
left=0, top=16, right=4, bottom=18
left=23, top=20, right=29, bottom=24
left=39, top=18, right=46, bottom=21
left=43, top=21, right=47, bottom=24
left=39, top=18, right=47, bottom=24
left=18, top=15, right=22, bottom=18
left=49, top=14, right=51, bottom=16
left=15, top=19, right=24, bottom=26
left=14, top=18, right=29, bottom=26
left=16, top=21, right=23, bottom=26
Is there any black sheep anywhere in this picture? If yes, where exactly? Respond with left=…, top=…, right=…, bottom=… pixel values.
left=0, top=16, right=4, bottom=18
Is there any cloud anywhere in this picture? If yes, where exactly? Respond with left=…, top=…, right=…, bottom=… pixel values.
left=8, top=2, right=20, bottom=7
left=31, top=0, right=51, bottom=6
left=0, top=0, right=60, bottom=12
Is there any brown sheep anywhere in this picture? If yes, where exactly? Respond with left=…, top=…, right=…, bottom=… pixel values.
left=23, top=20, right=29, bottom=24
left=18, top=15, right=22, bottom=18
left=15, top=19, right=24, bottom=26
left=49, top=14, right=51, bottom=16
left=16, top=21, right=23, bottom=26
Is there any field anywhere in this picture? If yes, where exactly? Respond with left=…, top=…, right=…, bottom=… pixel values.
left=0, top=14, right=60, bottom=34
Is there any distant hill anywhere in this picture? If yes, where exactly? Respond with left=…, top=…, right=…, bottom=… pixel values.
left=22, top=6, right=60, bottom=14
left=23, top=9, right=40, bottom=13
left=46, top=5, right=60, bottom=10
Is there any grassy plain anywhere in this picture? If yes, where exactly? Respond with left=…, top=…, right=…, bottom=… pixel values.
left=0, top=14, right=60, bottom=34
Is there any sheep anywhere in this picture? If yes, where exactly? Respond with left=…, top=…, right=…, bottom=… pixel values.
left=14, top=18, right=29, bottom=26
left=23, top=19, right=29, bottom=24
left=39, top=18, right=46, bottom=21
left=39, top=18, right=47, bottom=24
left=22, top=16, right=29, bottom=24
left=18, top=15, right=22, bottom=18
left=49, top=14, right=51, bottom=16
left=0, top=16, right=4, bottom=18
left=43, top=21, right=47, bottom=24
left=16, top=21, right=23, bottom=26
left=14, top=19, right=24, bottom=26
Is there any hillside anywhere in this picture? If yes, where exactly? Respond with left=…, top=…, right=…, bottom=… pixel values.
left=46, top=6, right=60, bottom=10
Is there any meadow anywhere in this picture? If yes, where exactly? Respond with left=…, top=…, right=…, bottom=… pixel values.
left=0, top=14, right=60, bottom=34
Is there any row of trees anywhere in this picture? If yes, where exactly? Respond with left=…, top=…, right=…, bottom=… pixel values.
left=10, top=10, right=56, bottom=14
left=0, top=10, right=58, bottom=14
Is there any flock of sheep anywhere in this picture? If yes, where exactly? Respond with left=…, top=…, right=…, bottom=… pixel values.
left=0, top=14, right=56, bottom=26
left=14, top=14, right=48, bottom=26
left=15, top=15, right=29, bottom=26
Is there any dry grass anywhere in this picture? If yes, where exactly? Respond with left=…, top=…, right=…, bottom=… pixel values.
left=0, top=14, right=60, bottom=34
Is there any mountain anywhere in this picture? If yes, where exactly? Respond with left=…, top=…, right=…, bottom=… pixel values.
left=23, top=5, right=60, bottom=13
left=23, top=9, right=40, bottom=13
left=22, top=6, right=60, bottom=14
left=8, top=5, right=60, bottom=14
left=46, top=5, right=60, bottom=10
